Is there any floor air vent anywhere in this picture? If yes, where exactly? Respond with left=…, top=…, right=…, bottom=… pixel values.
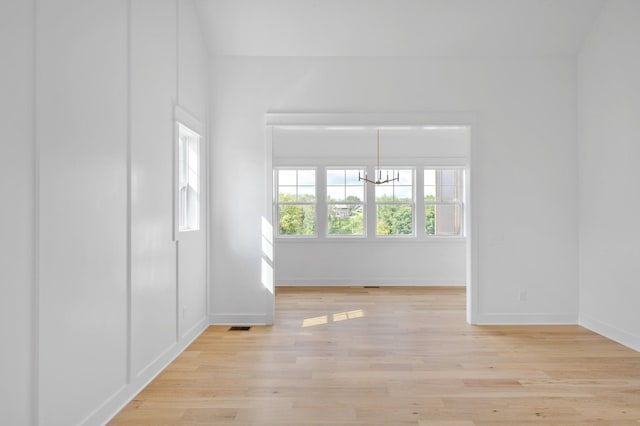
left=229, top=326, right=251, bottom=331
left=364, top=286, right=380, bottom=288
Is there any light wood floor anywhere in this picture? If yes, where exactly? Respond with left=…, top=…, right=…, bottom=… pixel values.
left=110, top=287, right=640, bottom=425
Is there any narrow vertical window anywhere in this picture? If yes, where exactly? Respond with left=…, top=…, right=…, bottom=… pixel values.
left=375, top=169, right=414, bottom=236
left=326, top=168, right=365, bottom=236
left=276, top=168, right=316, bottom=236
left=178, top=123, right=200, bottom=231
left=424, top=168, right=463, bottom=236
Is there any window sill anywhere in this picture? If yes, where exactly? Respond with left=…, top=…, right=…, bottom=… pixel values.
left=275, top=236, right=466, bottom=244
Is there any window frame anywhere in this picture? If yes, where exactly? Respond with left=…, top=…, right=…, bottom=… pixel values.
left=423, top=167, right=464, bottom=237
left=274, top=167, right=318, bottom=238
left=272, top=164, right=466, bottom=241
left=325, top=167, right=367, bottom=238
left=177, top=122, right=200, bottom=233
left=373, top=167, right=415, bottom=238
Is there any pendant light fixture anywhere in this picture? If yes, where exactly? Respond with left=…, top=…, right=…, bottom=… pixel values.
left=359, top=128, right=399, bottom=185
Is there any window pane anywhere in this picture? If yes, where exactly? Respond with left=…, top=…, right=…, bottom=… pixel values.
left=374, top=169, right=413, bottom=201
left=425, top=204, right=461, bottom=236
left=441, top=185, right=458, bottom=202
left=178, top=142, right=188, bottom=187
left=394, top=186, right=413, bottom=201
left=435, top=204, right=461, bottom=236
left=425, top=169, right=462, bottom=204
left=425, top=204, right=436, bottom=235
left=424, top=185, right=436, bottom=200
left=298, top=186, right=316, bottom=201
left=375, top=184, right=394, bottom=201
left=178, top=123, right=200, bottom=232
left=298, top=169, right=315, bottom=185
left=326, top=169, right=344, bottom=185
left=376, top=204, right=413, bottom=236
left=279, top=205, right=316, bottom=235
left=278, top=169, right=296, bottom=186
left=278, top=186, right=297, bottom=202
left=328, top=204, right=364, bottom=236
left=327, top=186, right=344, bottom=202
left=345, top=169, right=362, bottom=185
left=345, top=186, right=364, bottom=202
left=441, top=169, right=457, bottom=186
left=424, top=169, right=436, bottom=186
left=398, top=169, right=412, bottom=185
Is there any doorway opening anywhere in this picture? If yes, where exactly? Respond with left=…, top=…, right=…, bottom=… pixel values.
left=263, top=113, right=477, bottom=324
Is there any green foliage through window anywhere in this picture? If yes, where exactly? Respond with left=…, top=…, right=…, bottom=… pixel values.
left=327, top=169, right=365, bottom=236
left=425, top=195, right=436, bottom=235
left=278, top=193, right=316, bottom=235
left=375, top=169, right=414, bottom=236
left=376, top=196, right=413, bottom=236
left=275, top=166, right=462, bottom=238
left=278, top=205, right=315, bottom=235
left=277, top=169, right=317, bottom=236
left=328, top=200, right=364, bottom=236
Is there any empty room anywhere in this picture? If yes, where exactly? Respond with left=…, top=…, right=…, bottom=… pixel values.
left=2, top=0, right=640, bottom=425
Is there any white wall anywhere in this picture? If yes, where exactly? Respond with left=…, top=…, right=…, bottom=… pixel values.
left=37, top=2, right=129, bottom=424
left=0, top=0, right=35, bottom=424
left=0, top=0, right=209, bottom=424
left=277, top=241, right=466, bottom=286
left=578, top=0, right=640, bottom=350
left=129, top=0, right=209, bottom=399
left=130, top=0, right=180, bottom=385
left=209, top=56, right=579, bottom=324
left=273, top=126, right=468, bottom=286
left=177, top=0, right=209, bottom=340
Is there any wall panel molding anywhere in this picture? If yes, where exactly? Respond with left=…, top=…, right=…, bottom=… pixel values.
left=82, top=318, right=208, bottom=425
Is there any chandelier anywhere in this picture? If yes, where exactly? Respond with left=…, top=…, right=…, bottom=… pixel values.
left=358, top=129, right=399, bottom=185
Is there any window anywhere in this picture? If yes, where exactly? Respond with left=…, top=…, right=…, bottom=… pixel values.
left=326, top=168, right=365, bottom=236
left=178, top=123, right=200, bottom=231
left=375, top=169, right=414, bottom=236
left=276, top=168, right=316, bottom=236
left=272, top=165, right=465, bottom=240
left=424, top=168, right=463, bottom=236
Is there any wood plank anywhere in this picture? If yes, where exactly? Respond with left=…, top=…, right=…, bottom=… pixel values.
left=110, top=287, right=640, bottom=425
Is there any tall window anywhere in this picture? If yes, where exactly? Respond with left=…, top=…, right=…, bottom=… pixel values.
left=375, top=169, right=414, bottom=236
left=276, top=168, right=316, bottom=236
left=424, top=168, right=463, bottom=236
left=178, top=123, right=200, bottom=231
left=326, top=168, right=365, bottom=236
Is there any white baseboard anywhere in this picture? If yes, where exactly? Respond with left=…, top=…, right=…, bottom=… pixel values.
left=82, top=317, right=209, bottom=426
left=474, top=312, right=578, bottom=325
left=579, top=314, right=640, bottom=352
left=276, top=278, right=465, bottom=287
left=209, top=313, right=271, bottom=325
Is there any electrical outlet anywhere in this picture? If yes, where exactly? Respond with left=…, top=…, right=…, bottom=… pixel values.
left=182, top=306, right=187, bottom=319
left=519, top=291, right=528, bottom=302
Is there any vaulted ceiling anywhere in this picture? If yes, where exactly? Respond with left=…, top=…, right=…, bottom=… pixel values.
left=195, top=0, right=604, bottom=57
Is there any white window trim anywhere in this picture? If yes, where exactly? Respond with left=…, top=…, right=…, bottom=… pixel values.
left=370, top=166, right=416, bottom=238
left=423, top=167, right=465, bottom=237
left=177, top=123, right=200, bottom=233
left=274, top=167, right=318, bottom=238
left=174, top=105, right=203, bottom=240
left=325, top=167, right=368, bottom=238
left=274, top=164, right=466, bottom=241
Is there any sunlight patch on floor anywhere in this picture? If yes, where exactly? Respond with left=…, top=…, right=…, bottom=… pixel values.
left=302, top=309, right=365, bottom=327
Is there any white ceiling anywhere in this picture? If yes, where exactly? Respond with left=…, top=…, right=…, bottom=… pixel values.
left=195, top=0, right=604, bottom=57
